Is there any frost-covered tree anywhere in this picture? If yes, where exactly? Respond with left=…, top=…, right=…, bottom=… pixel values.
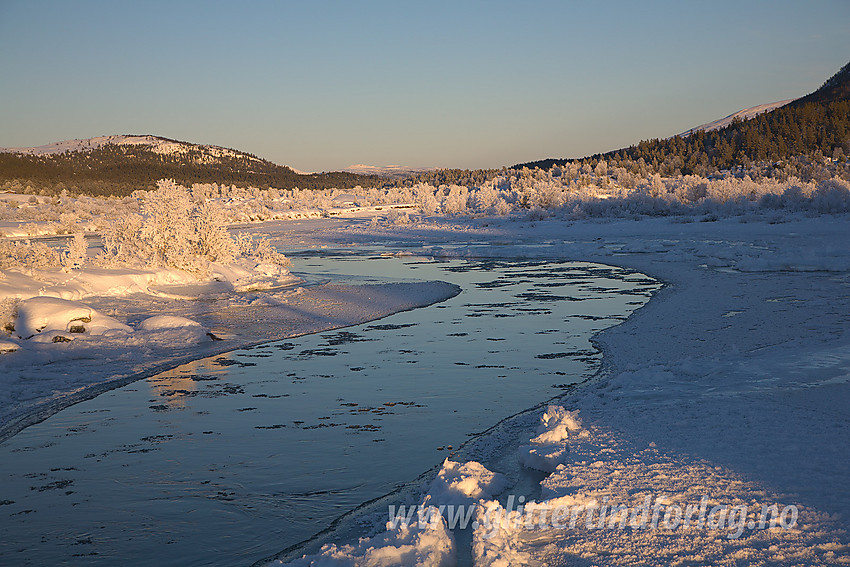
left=0, top=297, right=17, bottom=336
left=442, top=185, right=470, bottom=215
left=0, top=239, right=59, bottom=270
left=61, top=232, right=88, bottom=271
left=140, top=179, right=197, bottom=270
left=235, top=233, right=290, bottom=266
left=193, top=199, right=238, bottom=263
left=414, top=183, right=440, bottom=215
left=95, top=179, right=256, bottom=273
left=99, top=213, right=148, bottom=266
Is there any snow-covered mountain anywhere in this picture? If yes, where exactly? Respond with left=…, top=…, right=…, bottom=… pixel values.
left=0, top=135, right=379, bottom=195
left=2, top=136, right=438, bottom=179
left=342, top=164, right=438, bottom=178
left=680, top=100, right=795, bottom=136
left=0, top=135, right=264, bottom=165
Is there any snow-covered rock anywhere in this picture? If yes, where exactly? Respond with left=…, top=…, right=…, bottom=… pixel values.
left=13, top=297, right=93, bottom=338
left=28, top=330, right=77, bottom=343
left=84, top=314, right=133, bottom=336
left=13, top=297, right=131, bottom=340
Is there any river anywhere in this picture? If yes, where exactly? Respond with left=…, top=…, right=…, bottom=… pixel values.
left=0, top=252, right=659, bottom=566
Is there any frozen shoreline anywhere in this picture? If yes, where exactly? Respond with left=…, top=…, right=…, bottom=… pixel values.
left=0, top=280, right=461, bottom=444
left=265, top=214, right=850, bottom=566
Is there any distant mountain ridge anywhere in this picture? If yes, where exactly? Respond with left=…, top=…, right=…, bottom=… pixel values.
left=0, top=135, right=382, bottom=196
left=342, top=164, right=439, bottom=178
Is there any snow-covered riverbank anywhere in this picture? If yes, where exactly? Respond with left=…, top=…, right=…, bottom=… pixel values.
left=0, top=180, right=464, bottom=443
left=0, top=278, right=460, bottom=443
left=266, top=214, right=850, bottom=566
left=2, top=206, right=848, bottom=565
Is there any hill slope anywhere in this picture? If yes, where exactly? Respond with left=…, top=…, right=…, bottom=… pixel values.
left=0, top=135, right=381, bottom=196
left=790, top=61, right=850, bottom=106
left=516, top=60, right=850, bottom=173
left=0, top=135, right=263, bottom=162
left=679, top=100, right=794, bottom=137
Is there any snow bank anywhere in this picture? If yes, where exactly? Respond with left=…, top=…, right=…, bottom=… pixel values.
left=518, top=405, right=585, bottom=472
left=0, top=262, right=299, bottom=303
left=137, top=315, right=211, bottom=343
left=279, top=506, right=455, bottom=567
left=471, top=493, right=603, bottom=567
left=0, top=266, right=202, bottom=302
left=469, top=401, right=847, bottom=566
left=208, top=259, right=295, bottom=292
left=137, top=315, right=202, bottom=331
left=529, top=405, right=582, bottom=445
left=472, top=499, right=536, bottom=567
left=278, top=459, right=509, bottom=565
left=424, top=459, right=508, bottom=508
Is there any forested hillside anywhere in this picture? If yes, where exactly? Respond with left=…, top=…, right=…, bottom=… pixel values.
left=0, top=138, right=381, bottom=196
left=517, top=61, right=850, bottom=176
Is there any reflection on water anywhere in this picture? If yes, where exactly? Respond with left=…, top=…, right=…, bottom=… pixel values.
left=0, top=256, right=659, bottom=567
left=147, top=359, right=218, bottom=410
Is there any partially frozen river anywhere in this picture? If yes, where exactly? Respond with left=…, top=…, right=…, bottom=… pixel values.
left=0, top=252, right=659, bottom=566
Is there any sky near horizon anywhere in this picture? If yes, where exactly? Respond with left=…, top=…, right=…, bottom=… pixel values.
left=1, top=1, right=848, bottom=172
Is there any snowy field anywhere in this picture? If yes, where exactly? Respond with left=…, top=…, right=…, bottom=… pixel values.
left=2, top=175, right=850, bottom=565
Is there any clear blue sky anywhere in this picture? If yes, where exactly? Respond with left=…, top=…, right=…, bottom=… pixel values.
left=1, top=1, right=848, bottom=172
